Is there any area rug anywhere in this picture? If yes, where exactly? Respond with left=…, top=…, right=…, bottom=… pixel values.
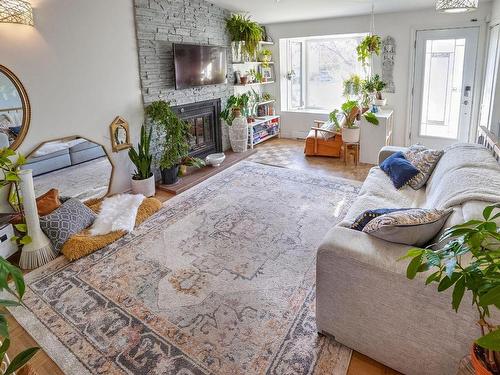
left=9, top=161, right=361, bottom=375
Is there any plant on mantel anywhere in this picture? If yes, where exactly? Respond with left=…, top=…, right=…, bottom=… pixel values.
left=401, top=204, right=500, bottom=374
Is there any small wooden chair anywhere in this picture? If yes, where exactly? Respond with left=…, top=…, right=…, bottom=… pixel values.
left=304, top=120, right=343, bottom=157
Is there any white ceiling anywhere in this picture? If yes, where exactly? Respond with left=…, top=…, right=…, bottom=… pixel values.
left=209, top=0, right=484, bottom=24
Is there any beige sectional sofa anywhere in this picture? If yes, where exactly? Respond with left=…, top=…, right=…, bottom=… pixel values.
left=316, top=143, right=500, bottom=375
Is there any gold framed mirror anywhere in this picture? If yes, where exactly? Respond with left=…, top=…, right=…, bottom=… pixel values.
left=0, top=65, right=31, bottom=150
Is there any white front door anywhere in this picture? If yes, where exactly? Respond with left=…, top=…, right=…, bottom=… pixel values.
left=410, top=27, right=479, bottom=148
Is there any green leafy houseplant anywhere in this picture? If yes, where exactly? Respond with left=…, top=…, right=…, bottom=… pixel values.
left=220, top=94, right=250, bottom=126
left=330, top=100, right=379, bottom=129
left=401, top=204, right=500, bottom=373
left=145, top=101, right=190, bottom=171
left=128, top=124, right=153, bottom=180
left=225, top=14, right=263, bottom=59
left=0, top=257, right=39, bottom=374
left=372, top=74, right=386, bottom=100
left=343, top=74, right=363, bottom=99
left=0, top=148, right=31, bottom=247
left=259, top=49, right=272, bottom=67
left=356, top=35, right=382, bottom=67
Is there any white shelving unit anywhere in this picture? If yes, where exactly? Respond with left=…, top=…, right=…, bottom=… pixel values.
left=232, top=41, right=280, bottom=148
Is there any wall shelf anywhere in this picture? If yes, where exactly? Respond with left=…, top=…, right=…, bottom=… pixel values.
left=232, top=61, right=275, bottom=65
left=234, top=81, right=275, bottom=87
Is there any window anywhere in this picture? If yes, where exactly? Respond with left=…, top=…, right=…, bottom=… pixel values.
left=280, top=33, right=368, bottom=113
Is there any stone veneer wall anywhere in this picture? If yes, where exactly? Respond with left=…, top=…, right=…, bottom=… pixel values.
left=133, top=0, right=233, bottom=151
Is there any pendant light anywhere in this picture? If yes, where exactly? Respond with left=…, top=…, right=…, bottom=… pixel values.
left=436, top=0, right=479, bottom=13
left=0, top=0, right=34, bottom=26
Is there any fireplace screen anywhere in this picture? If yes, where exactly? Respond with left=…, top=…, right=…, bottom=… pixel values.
left=187, top=114, right=214, bottom=154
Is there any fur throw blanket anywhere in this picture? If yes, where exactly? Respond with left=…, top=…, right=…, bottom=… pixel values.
left=89, top=194, right=145, bottom=236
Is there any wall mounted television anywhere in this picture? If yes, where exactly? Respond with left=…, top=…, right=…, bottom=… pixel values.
left=173, top=43, right=227, bottom=90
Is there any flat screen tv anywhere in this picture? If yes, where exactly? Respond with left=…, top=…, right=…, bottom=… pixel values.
left=173, top=43, right=227, bottom=89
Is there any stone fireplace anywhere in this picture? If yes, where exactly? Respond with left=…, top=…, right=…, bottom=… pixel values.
left=172, top=99, right=223, bottom=158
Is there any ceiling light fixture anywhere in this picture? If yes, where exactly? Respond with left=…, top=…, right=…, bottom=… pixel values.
left=436, top=0, right=478, bottom=13
left=0, top=0, right=34, bottom=26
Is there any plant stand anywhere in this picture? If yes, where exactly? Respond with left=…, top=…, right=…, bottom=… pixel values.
left=343, top=142, right=360, bottom=166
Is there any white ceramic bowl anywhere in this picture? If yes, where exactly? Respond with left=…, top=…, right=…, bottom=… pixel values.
left=205, top=153, right=226, bottom=167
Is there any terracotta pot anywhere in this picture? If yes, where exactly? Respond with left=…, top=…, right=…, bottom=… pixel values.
left=131, top=175, right=155, bottom=197
left=471, top=344, right=494, bottom=375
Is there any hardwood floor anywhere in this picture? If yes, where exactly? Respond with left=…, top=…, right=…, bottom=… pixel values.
left=7, top=138, right=400, bottom=375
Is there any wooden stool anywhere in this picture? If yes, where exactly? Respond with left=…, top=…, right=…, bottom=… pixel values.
left=343, top=142, right=360, bottom=166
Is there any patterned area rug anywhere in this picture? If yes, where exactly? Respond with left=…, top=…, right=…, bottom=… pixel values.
left=10, top=161, right=361, bottom=375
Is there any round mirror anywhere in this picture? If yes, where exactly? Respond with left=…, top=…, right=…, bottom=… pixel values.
left=0, top=65, right=30, bottom=150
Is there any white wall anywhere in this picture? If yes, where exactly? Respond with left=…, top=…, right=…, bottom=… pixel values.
left=0, top=0, right=143, bottom=194
left=492, top=0, right=500, bottom=24
left=266, top=4, right=491, bottom=146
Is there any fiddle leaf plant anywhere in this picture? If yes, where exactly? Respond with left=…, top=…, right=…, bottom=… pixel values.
left=330, top=100, right=379, bottom=129
left=220, top=94, right=250, bottom=126
left=401, top=204, right=500, bottom=372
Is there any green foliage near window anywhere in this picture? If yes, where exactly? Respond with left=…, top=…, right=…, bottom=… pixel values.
left=128, top=124, right=153, bottom=180
left=0, top=148, right=31, bottom=247
left=225, top=14, right=263, bottom=58
left=220, top=94, right=250, bottom=126
left=343, top=74, right=363, bottom=98
left=0, top=257, right=39, bottom=374
left=145, top=101, right=191, bottom=170
left=330, top=100, right=379, bottom=129
left=372, top=74, right=386, bottom=93
left=401, top=204, right=500, bottom=371
left=356, top=35, right=382, bottom=67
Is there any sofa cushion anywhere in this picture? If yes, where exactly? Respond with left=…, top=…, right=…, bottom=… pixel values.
left=362, top=208, right=452, bottom=246
left=351, top=208, right=410, bottom=231
left=404, top=145, right=443, bottom=190
left=339, top=167, right=427, bottom=227
left=380, top=152, right=420, bottom=189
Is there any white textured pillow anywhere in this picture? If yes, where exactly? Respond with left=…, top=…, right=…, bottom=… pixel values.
left=90, top=194, right=145, bottom=235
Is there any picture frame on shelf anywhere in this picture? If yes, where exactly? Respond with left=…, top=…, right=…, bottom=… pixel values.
left=260, top=65, right=274, bottom=81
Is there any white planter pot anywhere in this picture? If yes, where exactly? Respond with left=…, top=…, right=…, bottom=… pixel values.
left=342, top=127, right=360, bottom=143
left=228, top=115, right=248, bottom=153
left=373, top=98, right=387, bottom=106
left=131, top=175, right=155, bottom=197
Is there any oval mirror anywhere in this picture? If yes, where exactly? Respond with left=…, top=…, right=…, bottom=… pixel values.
left=0, top=65, right=30, bottom=150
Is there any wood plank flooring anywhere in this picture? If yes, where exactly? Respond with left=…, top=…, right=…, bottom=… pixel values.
left=7, top=138, right=400, bottom=375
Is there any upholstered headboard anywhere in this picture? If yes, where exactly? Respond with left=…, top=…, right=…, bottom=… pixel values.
left=478, top=126, right=500, bottom=162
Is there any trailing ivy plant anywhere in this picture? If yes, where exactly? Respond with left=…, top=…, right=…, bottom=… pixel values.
left=145, top=101, right=191, bottom=170
left=0, top=257, right=39, bottom=374
left=401, top=204, right=500, bottom=372
left=220, top=94, right=250, bottom=126
left=0, top=148, right=31, bottom=247
left=356, top=35, right=382, bottom=67
left=225, top=14, right=263, bottom=58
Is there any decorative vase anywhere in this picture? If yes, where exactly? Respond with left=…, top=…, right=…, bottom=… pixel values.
left=18, top=169, right=56, bottom=270
left=232, top=41, right=244, bottom=63
left=161, top=165, right=180, bottom=185
left=228, top=110, right=248, bottom=153
left=131, top=175, right=155, bottom=197
left=342, top=127, right=360, bottom=143
left=471, top=344, right=494, bottom=375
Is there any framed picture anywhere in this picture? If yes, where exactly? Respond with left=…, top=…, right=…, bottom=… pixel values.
left=259, top=66, right=274, bottom=81
left=110, top=116, right=132, bottom=152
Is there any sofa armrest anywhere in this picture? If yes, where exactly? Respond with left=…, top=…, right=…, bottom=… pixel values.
left=378, top=146, right=409, bottom=165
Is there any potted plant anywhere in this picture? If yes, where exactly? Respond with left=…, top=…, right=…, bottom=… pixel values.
left=179, top=156, right=205, bottom=177
left=146, top=101, right=190, bottom=185
left=330, top=100, right=379, bottom=143
left=220, top=94, right=250, bottom=153
left=401, top=204, right=499, bottom=374
left=259, top=49, right=272, bottom=67
left=226, top=14, right=263, bottom=62
left=343, top=74, right=363, bottom=99
left=356, top=34, right=382, bottom=67
left=372, top=74, right=387, bottom=106
left=128, top=124, right=155, bottom=197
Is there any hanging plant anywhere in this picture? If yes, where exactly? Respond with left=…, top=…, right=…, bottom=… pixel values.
left=356, top=35, right=382, bottom=67
left=225, top=14, right=263, bottom=58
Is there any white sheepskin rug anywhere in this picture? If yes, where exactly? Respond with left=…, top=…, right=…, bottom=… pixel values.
left=89, top=194, right=145, bottom=236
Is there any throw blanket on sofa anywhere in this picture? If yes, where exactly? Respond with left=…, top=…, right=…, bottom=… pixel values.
left=425, top=143, right=500, bottom=210
left=90, top=194, right=145, bottom=235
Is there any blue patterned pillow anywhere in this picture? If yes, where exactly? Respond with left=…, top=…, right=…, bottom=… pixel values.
left=351, top=208, right=411, bottom=231
left=380, top=152, right=420, bottom=189
left=404, top=145, right=443, bottom=190
left=39, top=198, right=96, bottom=253
left=362, top=208, right=452, bottom=246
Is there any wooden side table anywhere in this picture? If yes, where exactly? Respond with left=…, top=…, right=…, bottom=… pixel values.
left=343, top=142, right=360, bottom=166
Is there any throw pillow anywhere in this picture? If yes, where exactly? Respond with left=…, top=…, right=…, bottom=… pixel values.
left=351, top=208, right=411, bottom=231
left=40, top=198, right=96, bottom=253
left=404, top=145, right=443, bottom=190
left=380, top=152, right=420, bottom=189
left=36, top=189, right=62, bottom=216
left=362, top=208, right=453, bottom=246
